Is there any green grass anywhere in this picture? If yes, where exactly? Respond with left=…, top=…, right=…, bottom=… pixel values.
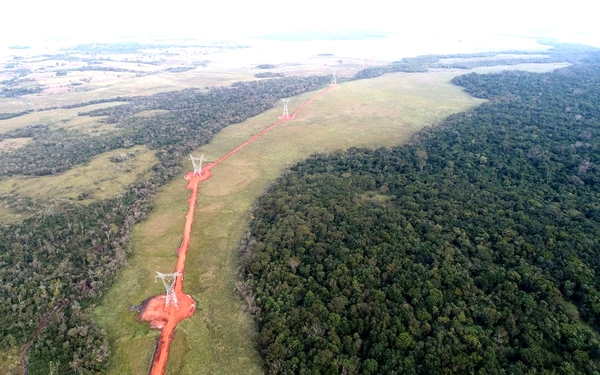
left=95, top=70, right=485, bottom=375
left=0, top=146, right=156, bottom=203
left=0, top=205, right=30, bottom=226
left=0, top=102, right=125, bottom=134
left=0, top=346, right=19, bottom=375
left=134, top=109, right=170, bottom=117
left=0, top=137, right=32, bottom=151
left=470, top=62, right=571, bottom=74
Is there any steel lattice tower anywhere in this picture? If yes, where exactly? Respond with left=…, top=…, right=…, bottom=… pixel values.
left=281, top=98, right=290, bottom=118
left=155, top=271, right=181, bottom=309
left=189, top=154, right=205, bottom=176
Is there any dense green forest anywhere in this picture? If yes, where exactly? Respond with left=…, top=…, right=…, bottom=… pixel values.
left=0, top=75, right=329, bottom=374
left=240, top=53, right=600, bottom=374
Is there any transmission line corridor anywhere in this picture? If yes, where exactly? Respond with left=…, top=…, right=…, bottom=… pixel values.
left=137, top=83, right=336, bottom=375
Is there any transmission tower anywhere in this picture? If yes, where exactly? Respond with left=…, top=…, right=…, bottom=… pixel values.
left=281, top=98, right=290, bottom=118
left=155, top=271, right=181, bottom=309
left=331, top=68, right=337, bottom=85
left=189, top=154, right=205, bottom=176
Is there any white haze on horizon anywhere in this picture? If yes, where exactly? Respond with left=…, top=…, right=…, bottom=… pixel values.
left=0, top=0, right=597, bottom=47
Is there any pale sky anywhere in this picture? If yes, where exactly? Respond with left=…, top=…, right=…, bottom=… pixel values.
left=1, top=0, right=597, bottom=43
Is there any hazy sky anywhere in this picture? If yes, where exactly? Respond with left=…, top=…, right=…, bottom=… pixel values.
left=1, top=0, right=597, bottom=42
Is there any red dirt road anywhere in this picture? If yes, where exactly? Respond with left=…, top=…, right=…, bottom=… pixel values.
left=139, top=170, right=212, bottom=375
left=139, top=84, right=335, bottom=375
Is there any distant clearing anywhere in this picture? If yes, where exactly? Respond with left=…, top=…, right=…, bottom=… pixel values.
left=0, top=101, right=125, bottom=134
left=470, top=62, right=571, bottom=74
left=0, top=137, right=32, bottom=151
left=438, top=53, right=550, bottom=64
left=0, top=146, right=156, bottom=203
left=135, top=109, right=170, bottom=117
left=0, top=347, right=19, bottom=375
left=96, top=70, right=488, bottom=375
left=0, top=204, right=33, bottom=225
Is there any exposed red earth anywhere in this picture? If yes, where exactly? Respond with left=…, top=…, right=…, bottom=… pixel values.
left=138, top=84, right=335, bottom=375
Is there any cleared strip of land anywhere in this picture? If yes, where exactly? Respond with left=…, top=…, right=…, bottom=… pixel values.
left=94, top=70, right=485, bottom=374
left=96, top=64, right=567, bottom=374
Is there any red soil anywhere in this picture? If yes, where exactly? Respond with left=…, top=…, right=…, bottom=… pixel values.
left=139, top=85, right=334, bottom=375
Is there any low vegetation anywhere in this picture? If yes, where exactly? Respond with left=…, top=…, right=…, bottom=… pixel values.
left=0, top=146, right=156, bottom=204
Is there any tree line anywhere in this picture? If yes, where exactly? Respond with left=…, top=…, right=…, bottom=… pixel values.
left=239, top=53, right=600, bottom=374
left=352, top=43, right=598, bottom=80
left=0, top=75, right=330, bottom=374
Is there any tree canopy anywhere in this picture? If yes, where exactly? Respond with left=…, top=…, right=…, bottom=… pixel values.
left=240, top=55, right=600, bottom=374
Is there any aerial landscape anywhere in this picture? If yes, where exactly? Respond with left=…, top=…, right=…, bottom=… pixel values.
left=1, top=1, right=600, bottom=375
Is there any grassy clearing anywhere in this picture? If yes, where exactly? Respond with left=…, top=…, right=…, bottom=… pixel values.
left=0, top=205, right=30, bottom=225
left=0, top=137, right=32, bottom=151
left=0, top=101, right=125, bottom=134
left=438, top=53, right=551, bottom=64
left=0, top=146, right=156, bottom=203
left=0, top=347, right=19, bottom=375
left=55, top=115, right=117, bottom=135
left=134, top=109, right=170, bottom=117
left=96, top=70, right=486, bottom=375
left=470, top=62, right=571, bottom=74
left=0, top=68, right=253, bottom=115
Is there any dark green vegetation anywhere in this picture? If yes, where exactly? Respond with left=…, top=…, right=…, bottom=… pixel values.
left=0, top=75, right=329, bottom=374
left=240, top=55, right=600, bottom=374
left=0, top=76, right=328, bottom=177
left=0, top=78, right=42, bottom=98
left=0, top=109, right=33, bottom=120
left=354, top=42, right=593, bottom=80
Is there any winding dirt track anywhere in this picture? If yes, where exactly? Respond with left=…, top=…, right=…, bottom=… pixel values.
left=139, top=84, right=336, bottom=375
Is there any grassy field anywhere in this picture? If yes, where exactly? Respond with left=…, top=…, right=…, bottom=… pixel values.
left=0, top=347, right=18, bottom=375
left=0, top=146, right=156, bottom=203
left=134, top=109, right=170, bottom=117
left=95, top=70, right=486, bottom=375
left=0, top=39, right=382, bottom=123
left=470, top=62, right=570, bottom=74
left=0, top=137, right=31, bottom=151
left=0, top=101, right=125, bottom=134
